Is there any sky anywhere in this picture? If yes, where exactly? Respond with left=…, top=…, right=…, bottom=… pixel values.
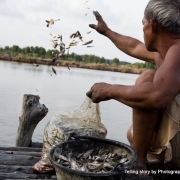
left=0, top=0, right=150, bottom=63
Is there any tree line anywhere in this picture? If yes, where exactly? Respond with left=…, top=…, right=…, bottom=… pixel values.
left=0, top=45, right=156, bottom=69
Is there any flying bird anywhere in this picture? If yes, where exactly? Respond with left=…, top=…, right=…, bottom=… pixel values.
left=82, top=40, right=93, bottom=45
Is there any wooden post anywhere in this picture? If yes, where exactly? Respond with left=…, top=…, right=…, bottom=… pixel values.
left=16, top=94, right=48, bottom=147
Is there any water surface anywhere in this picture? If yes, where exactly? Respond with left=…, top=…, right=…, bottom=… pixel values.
left=0, top=60, right=139, bottom=146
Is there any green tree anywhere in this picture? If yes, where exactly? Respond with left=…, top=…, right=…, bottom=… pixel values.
left=25, top=46, right=30, bottom=54
left=11, top=45, right=20, bottom=53
left=112, top=58, right=120, bottom=65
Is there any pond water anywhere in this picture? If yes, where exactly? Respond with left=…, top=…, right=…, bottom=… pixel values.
left=0, top=60, right=139, bottom=146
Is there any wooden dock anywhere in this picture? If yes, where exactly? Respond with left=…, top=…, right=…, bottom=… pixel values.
left=0, top=145, right=57, bottom=180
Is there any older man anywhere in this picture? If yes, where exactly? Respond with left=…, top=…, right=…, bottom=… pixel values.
left=87, top=0, right=180, bottom=170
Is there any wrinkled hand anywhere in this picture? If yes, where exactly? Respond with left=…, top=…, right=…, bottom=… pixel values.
left=89, top=11, right=110, bottom=36
left=86, top=83, right=112, bottom=103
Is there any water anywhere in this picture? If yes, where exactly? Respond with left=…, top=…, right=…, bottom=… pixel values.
left=0, top=60, right=139, bottom=146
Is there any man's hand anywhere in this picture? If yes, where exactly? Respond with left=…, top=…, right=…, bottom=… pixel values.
left=89, top=11, right=110, bottom=36
left=86, top=83, right=112, bottom=103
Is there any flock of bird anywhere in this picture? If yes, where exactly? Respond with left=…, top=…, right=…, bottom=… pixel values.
left=33, top=0, right=93, bottom=76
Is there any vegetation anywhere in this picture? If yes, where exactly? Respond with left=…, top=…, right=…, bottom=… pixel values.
left=0, top=45, right=156, bottom=74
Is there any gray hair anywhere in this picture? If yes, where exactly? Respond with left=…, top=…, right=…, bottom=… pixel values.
left=144, top=0, right=180, bottom=34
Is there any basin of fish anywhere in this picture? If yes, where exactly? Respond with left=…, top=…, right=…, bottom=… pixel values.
left=51, top=141, right=132, bottom=173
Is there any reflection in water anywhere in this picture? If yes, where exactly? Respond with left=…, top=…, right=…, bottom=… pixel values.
left=0, top=60, right=139, bottom=146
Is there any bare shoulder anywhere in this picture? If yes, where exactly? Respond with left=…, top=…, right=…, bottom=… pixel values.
left=165, top=41, right=180, bottom=67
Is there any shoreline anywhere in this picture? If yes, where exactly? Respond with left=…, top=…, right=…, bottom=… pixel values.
left=0, top=54, right=146, bottom=74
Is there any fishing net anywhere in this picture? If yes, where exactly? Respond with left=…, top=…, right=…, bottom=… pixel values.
left=32, top=97, right=107, bottom=173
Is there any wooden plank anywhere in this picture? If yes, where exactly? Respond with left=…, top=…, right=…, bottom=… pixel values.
left=0, top=165, right=34, bottom=174
left=0, top=150, right=41, bottom=157
left=0, top=154, right=40, bottom=166
left=0, top=172, right=55, bottom=179
left=0, top=146, right=42, bottom=152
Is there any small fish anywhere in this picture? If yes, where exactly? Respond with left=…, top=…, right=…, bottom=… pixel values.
left=79, top=36, right=83, bottom=42
left=67, top=65, right=70, bottom=70
left=87, top=162, right=104, bottom=172
left=36, top=89, right=38, bottom=91
left=84, top=1, right=88, bottom=4
left=87, top=31, right=91, bottom=34
left=82, top=149, right=94, bottom=159
left=66, top=47, right=70, bottom=49
left=58, top=155, right=68, bottom=162
left=52, top=67, right=57, bottom=75
left=119, top=157, right=128, bottom=163
left=57, top=34, right=62, bottom=41
left=33, top=63, right=39, bottom=67
left=85, top=13, right=87, bottom=16
left=49, top=33, right=53, bottom=36
left=45, top=19, right=54, bottom=27
left=70, top=33, right=76, bottom=39
left=87, top=46, right=94, bottom=48
left=87, top=7, right=90, bottom=9
left=83, top=40, right=93, bottom=45
left=53, top=36, right=56, bottom=38
left=49, top=40, right=58, bottom=48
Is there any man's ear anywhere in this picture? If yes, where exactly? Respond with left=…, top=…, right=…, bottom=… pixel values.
left=151, top=19, right=159, bottom=33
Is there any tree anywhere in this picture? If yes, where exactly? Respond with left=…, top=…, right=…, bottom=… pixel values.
left=112, top=58, right=120, bottom=65
left=11, top=45, right=20, bottom=53
left=25, top=46, right=30, bottom=54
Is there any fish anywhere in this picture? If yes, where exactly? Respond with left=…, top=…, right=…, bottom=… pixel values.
left=79, top=36, right=83, bottom=42
left=84, top=1, right=88, bottom=4
left=119, top=157, right=128, bottom=163
left=66, top=47, right=70, bottom=49
left=82, top=149, right=94, bottom=159
left=58, top=155, right=68, bottom=162
left=57, top=34, right=62, bottom=41
left=70, top=33, right=76, bottom=39
left=49, top=40, right=59, bottom=48
left=33, top=63, right=39, bottom=67
left=36, top=89, right=38, bottom=91
left=87, top=31, right=91, bottom=34
left=82, top=40, right=93, bottom=45
left=51, top=54, right=58, bottom=62
left=87, top=162, right=104, bottom=172
left=45, top=19, right=54, bottom=27
left=67, top=65, right=70, bottom=70
left=52, top=67, right=57, bottom=75
left=87, top=7, right=90, bottom=9
left=87, top=46, right=94, bottom=48
left=85, top=13, right=87, bottom=16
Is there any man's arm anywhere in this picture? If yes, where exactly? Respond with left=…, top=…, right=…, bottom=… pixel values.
left=105, top=31, right=155, bottom=64
left=87, top=44, right=180, bottom=110
left=89, top=11, right=155, bottom=64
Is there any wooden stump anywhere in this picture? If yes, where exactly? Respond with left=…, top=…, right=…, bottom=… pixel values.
left=16, top=94, right=48, bottom=147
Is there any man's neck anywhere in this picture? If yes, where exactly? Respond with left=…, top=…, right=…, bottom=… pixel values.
left=155, top=31, right=180, bottom=58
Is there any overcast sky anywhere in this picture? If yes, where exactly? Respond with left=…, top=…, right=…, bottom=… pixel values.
left=0, top=0, right=150, bottom=63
